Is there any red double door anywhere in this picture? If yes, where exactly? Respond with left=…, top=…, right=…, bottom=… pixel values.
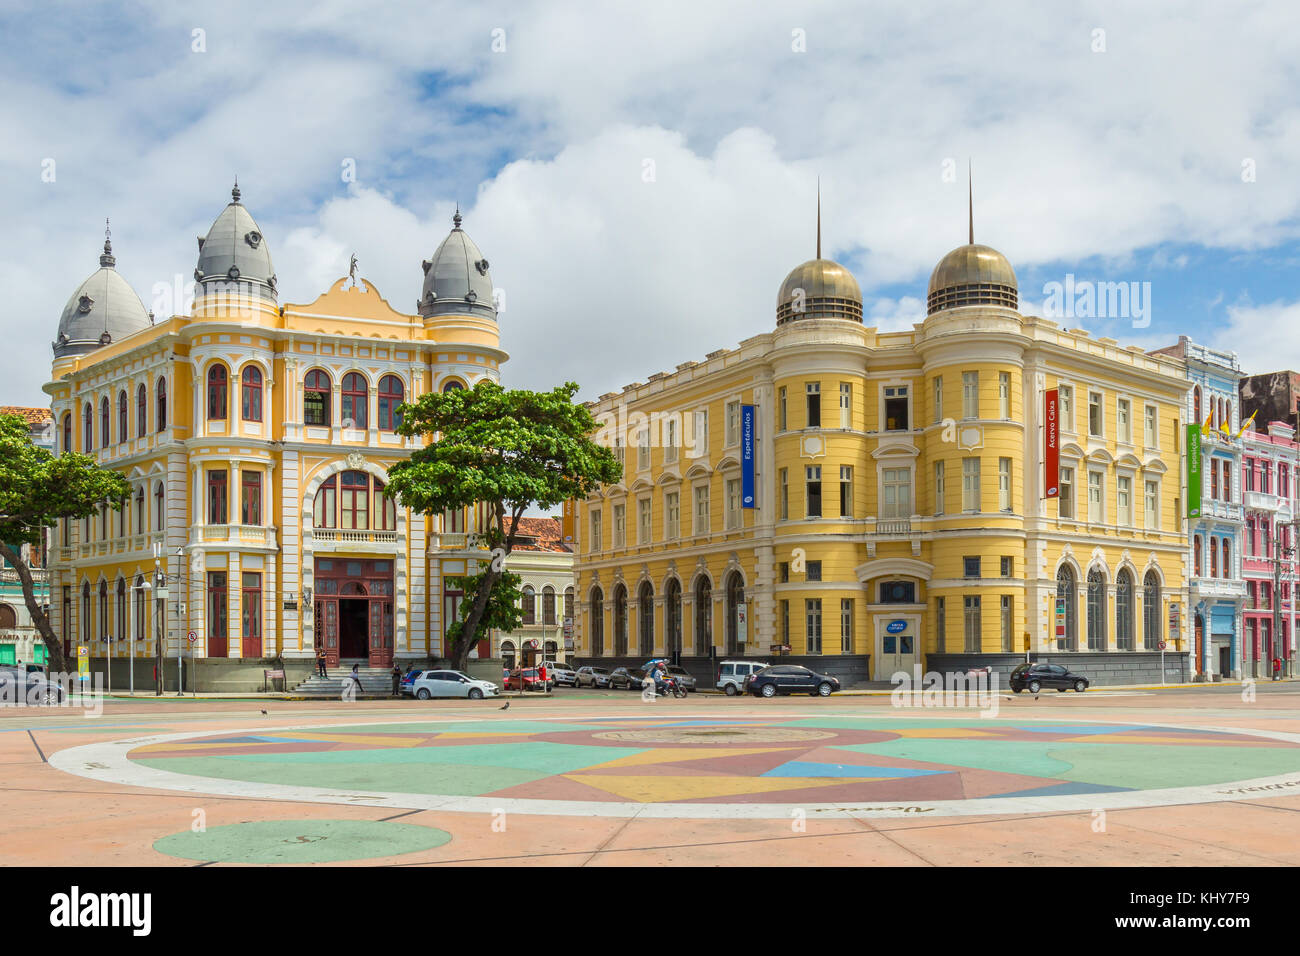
left=314, top=558, right=394, bottom=667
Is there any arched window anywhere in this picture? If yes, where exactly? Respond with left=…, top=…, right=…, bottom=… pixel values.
left=1143, top=570, right=1161, bottom=650
left=1193, top=386, right=1202, bottom=423
left=1086, top=569, right=1106, bottom=650
left=83, top=403, right=93, bottom=450
left=100, top=397, right=110, bottom=447
left=442, top=380, right=465, bottom=393
left=638, top=581, right=654, bottom=655
left=117, top=390, right=128, bottom=442
left=135, top=485, right=144, bottom=531
left=312, top=471, right=395, bottom=531
left=590, top=587, right=604, bottom=656
left=136, top=383, right=147, bottom=436
left=155, top=482, right=165, bottom=531
left=694, top=577, right=712, bottom=656
left=500, top=640, right=516, bottom=669
left=1210, top=537, right=1218, bottom=577
left=134, top=574, right=146, bottom=642
left=157, top=377, right=167, bottom=431
left=1115, top=569, right=1133, bottom=650
left=62, top=413, right=71, bottom=456
left=564, top=586, right=574, bottom=621
left=522, top=586, right=536, bottom=625
left=0, top=604, right=15, bottom=629
left=725, top=571, right=745, bottom=655
left=207, top=364, right=228, bottom=420
left=378, top=375, right=404, bottom=431
left=542, top=585, right=556, bottom=626
left=98, top=580, right=109, bottom=641
left=341, top=372, right=368, bottom=429
left=1222, top=538, right=1230, bottom=578
left=613, top=583, right=628, bottom=656
left=1055, top=565, right=1077, bottom=651
left=665, top=579, right=682, bottom=657
left=81, top=582, right=90, bottom=643
left=1194, top=535, right=1203, bottom=576
left=304, top=369, right=331, bottom=426
left=116, top=577, right=127, bottom=644
left=241, top=366, right=263, bottom=422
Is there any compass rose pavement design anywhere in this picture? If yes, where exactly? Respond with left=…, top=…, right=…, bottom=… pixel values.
left=50, top=713, right=1300, bottom=820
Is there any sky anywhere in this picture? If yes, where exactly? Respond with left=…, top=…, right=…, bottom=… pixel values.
left=3, top=0, right=1300, bottom=411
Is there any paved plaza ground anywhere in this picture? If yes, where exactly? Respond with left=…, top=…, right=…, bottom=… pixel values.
left=5, top=684, right=1300, bottom=866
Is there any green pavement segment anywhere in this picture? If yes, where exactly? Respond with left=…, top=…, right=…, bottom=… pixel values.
left=155, top=820, right=450, bottom=863
left=318, top=720, right=611, bottom=735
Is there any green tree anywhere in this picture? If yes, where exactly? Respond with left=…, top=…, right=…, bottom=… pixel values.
left=0, top=414, right=131, bottom=672
left=386, top=381, right=620, bottom=670
left=443, top=568, right=523, bottom=656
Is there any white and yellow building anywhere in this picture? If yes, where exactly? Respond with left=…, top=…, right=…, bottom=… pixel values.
left=575, top=225, right=1193, bottom=685
left=44, top=189, right=505, bottom=690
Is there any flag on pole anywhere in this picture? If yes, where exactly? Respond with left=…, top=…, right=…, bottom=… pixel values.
left=1201, top=412, right=1213, bottom=437
left=1235, top=410, right=1258, bottom=439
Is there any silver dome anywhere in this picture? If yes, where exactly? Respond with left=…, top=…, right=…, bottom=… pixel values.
left=195, top=182, right=277, bottom=300
left=418, top=211, right=496, bottom=321
left=53, top=236, right=151, bottom=358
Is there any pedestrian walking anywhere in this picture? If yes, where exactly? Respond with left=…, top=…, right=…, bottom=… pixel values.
left=316, top=645, right=328, bottom=679
left=391, top=661, right=402, bottom=697
left=349, top=663, right=363, bottom=695
left=1273, top=657, right=1281, bottom=681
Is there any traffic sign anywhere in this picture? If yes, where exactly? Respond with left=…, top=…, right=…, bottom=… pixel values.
left=187, top=630, right=197, bottom=645
left=1159, top=640, right=1167, bottom=651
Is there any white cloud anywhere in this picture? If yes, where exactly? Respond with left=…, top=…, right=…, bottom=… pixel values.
left=1213, top=300, right=1300, bottom=375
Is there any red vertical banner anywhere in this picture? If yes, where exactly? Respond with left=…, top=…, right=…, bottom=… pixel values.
left=1044, top=388, right=1060, bottom=498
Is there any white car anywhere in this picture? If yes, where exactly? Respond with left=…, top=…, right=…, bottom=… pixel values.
left=543, top=660, right=578, bottom=686
left=407, top=669, right=499, bottom=700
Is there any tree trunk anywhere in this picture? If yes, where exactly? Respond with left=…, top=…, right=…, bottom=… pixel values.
left=452, top=565, right=501, bottom=671
left=0, top=542, right=65, bottom=673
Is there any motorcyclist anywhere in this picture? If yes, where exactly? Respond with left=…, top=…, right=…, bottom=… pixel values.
left=652, top=660, right=670, bottom=697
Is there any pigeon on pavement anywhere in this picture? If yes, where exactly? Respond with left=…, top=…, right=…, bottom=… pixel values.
left=500, top=702, right=510, bottom=710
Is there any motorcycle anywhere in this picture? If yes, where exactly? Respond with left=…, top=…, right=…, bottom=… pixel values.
left=651, top=675, right=688, bottom=699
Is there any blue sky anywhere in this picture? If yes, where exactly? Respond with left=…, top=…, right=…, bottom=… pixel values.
left=3, top=0, right=1300, bottom=406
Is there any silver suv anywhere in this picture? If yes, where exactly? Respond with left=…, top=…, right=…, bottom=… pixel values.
left=716, top=660, right=770, bottom=696
left=543, top=660, right=578, bottom=687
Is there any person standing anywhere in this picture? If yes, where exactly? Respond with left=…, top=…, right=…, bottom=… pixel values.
left=391, top=661, right=402, bottom=697
left=349, top=663, right=363, bottom=696
left=316, top=645, right=329, bottom=679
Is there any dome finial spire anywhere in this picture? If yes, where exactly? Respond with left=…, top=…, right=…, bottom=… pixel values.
left=968, top=159, right=974, bottom=245
left=816, top=177, right=821, bottom=260
left=232, top=177, right=241, bottom=204
left=453, top=204, right=462, bottom=230
left=100, top=217, right=115, bottom=267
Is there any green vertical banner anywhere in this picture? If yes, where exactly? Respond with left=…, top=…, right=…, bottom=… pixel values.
left=1186, top=424, right=1202, bottom=518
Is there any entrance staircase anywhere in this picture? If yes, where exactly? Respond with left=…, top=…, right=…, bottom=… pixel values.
left=291, top=662, right=400, bottom=699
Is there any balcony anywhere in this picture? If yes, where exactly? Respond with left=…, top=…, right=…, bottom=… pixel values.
left=0, top=567, right=48, bottom=584
left=438, top=533, right=468, bottom=549
left=1190, top=576, right=1246, bottom=599
left=194, top=525, right=278, bottom=549
left=1201, top=499, right=1243, bottom=522
left=311, top=529, right=397, bottom=545
left=865, top=517, right=920, bottom=558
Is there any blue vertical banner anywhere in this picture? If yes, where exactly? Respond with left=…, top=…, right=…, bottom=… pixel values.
left=741, top=404, right=755, bottom=508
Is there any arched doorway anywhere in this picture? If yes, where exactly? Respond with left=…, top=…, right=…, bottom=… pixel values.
left=501, top=640, right=516, bottom=669
left=1195, top=613, right=1204, bottom=675
left=1055, top=565, right=1077, bottom=651
left=665, top=579, right=682, bottom=661
left=313, top=559, right=394, bottom=666
left=1086, top=569, right=1106, bottom=650
left=638, top=581, right=654, bottom=656
left=612, top=584, right=628, bottom=656
left=725, top=571, right=745, bottom=655
left=694, top=578, right=712, bottom=656
left=590, top=587, right=605, bottom=656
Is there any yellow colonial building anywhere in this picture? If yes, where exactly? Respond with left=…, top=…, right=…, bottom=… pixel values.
left=45, top=188, right=505, bottom=690
left=574, top=226, right=1193, bottom=686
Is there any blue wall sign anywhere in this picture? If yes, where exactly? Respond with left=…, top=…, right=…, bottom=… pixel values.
left=741, top=404, right=755, bottom=508
left=886, top=620, right=907, bottom=634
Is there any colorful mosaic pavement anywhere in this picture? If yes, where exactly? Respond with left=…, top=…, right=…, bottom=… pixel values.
left=85, top=714, right=1300, bottom=816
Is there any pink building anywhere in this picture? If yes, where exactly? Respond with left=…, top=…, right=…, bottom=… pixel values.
left=1241, top=420, right=1300, bottom=677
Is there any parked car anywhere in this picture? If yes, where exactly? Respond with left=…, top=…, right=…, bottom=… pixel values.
left=574, top=666, right=612, bottom=688
left=745, top=665, right=840, bottom=698
left=503, top=668, right=552, bottom=691
left=663, top=664, right=696, bottom=692
left=609, top=666, right=651, bottom=690
left=717, top=659, right=770, bottom=696
left=543, top=660, right=578, bottom=687
left=407, top=669, right=499, bottom=700
left=1010, top=662, right=1089, bottom=693
left=0, top=664, right=65, bottom=705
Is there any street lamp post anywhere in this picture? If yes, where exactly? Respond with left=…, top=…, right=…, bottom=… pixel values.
left=1275, top=518, right=1299, bottom=682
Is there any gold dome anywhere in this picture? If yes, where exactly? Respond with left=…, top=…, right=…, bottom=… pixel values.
left=776, top=258, right=863, bottom=325
left=927, top=243, right=1018, bottom=315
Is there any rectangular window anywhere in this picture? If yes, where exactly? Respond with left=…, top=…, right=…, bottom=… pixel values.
left=1059, top=384, right=1073, bottom=431
left=665, top=492, right=679, bottom=540
left=1117, top=475, right=1132, bottom=525
left=779, top=386, right=787, bottom=431
left=1000, top=595, right=1012, bottom=652
left=1088, top=391, right=1103, bottom=436
left=664, top=418, right=678, bottom=464
left=1059, top=466, right=1074, bottom=519
left=694, top=485, right=710, bottom=535
left=1118, top=398, right=1131, bottom=443
left=883, top=386, right=909, bottom=431
left=726, top=400, right=740, bottom=447
left=806, top=466, right=822, bottom=518
left=839, top=466, right=853, bottom=518
left=806, top=560, right=822, bottom=582
left=1144, top=405, right=1157, bottom=447
left=590, top=509, right=602, bottom=552
left=840, top=383, right=852, bottom=428
left=962, top=458, right=980, bottom=512
left=934, top=460, right=945, bottom=515
left=936, top=596, right=946, bottom=653
left=725, top=478, right=741, bottom=530
left=806, top=383, right=821, bottom=428
left=240, top=471, right=261, bottom=525
left=805, top=599, right=822, bottom=654
left=998, top=458, right=1011, bottom=512
left=881, top=467, right=911, bottom=519
left=638, top=497, right=652, bottom=544
left=998, top=372, right=1010, bottom=418
left=962, top=371, right=979, bottom=419
left=841, top=598, right=854, bottom=653
left=933, top=376, right=943, bottom=424
left=613, top=504, right=625, bottom=548
left=779, top=468, right=789, bottom=520
left=780, top=562, right=790, bottom=583
left=207, top=469, right=227, bottom=524
left=207, top=571, right=227, bottom=650
left=1088, top=470, right=1104, bottom=522
left=637, top=428, right=650, bottom=470
left=1001, top=556, right=1013, bottom=577
left=303, top=387, right=328, bottom=427
left=242, top=572, right=261, bottom=652
left=964, top=595, right=981, bottom=652
left=964, top=556, right=981, bottom=578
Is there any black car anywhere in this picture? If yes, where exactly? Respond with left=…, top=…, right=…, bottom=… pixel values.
left=609, top=666, right=648, bottom=690
left=746, top=665, right=839, bottom=698
left=1010, top=662, right=1089, bottom=693
left=0, top=665, right=65, bottom=705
